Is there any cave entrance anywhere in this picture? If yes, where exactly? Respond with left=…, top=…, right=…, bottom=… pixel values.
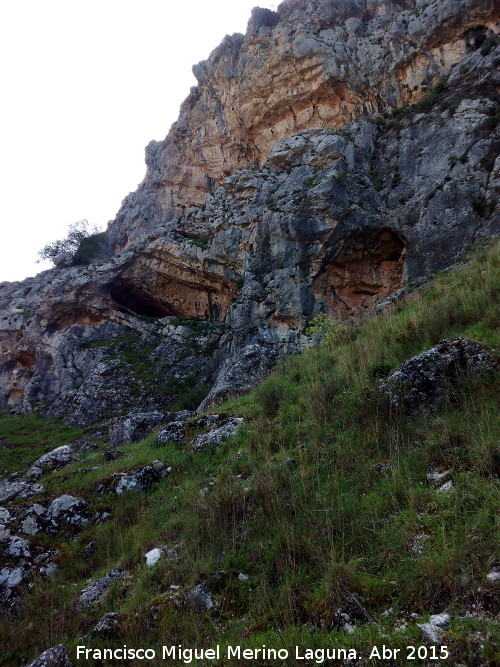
left=312, top=228, right=406, bottom=323
left=109, top=280, right=175, bottom=318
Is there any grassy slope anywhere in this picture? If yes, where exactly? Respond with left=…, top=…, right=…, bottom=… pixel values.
left=0, top=415, right=85, bottom=474
left=1, top=242, right=498, bottom=666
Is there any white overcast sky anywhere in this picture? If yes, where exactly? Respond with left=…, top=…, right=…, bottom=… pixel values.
left=0, top=0, right=278, bottom=282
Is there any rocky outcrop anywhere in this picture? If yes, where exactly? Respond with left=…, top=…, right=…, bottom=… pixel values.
left=0, top=479, right=44, bottom=504
left=157, top=421, right=186, bottom=446
left=28, top=644, right=72, bottom=667
left=87, top=612, right=121, bottom=639
left=192, top=417, right=245, bottom=451
left=31, top=446, right=76, bottom=474
left=76, top=568, right=129, bottom=609
left=107, top=0, right=499, bottom=250
left=113, top=461, right=171, bottom=495
left=382, top=338, right=499, bottom=411
left=109, top=412, right=171, bottom=446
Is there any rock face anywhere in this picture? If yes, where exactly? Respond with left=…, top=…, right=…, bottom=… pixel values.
left=0, top=0, right=498, bottom=419
left=109, top=412, right=171, bottom=446
left=107, top=0, right=499, bottom=250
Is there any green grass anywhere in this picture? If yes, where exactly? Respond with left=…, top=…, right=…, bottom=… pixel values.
left=1, top=241, right=499, bottom=665
left=0, top=413, right=85, bottom=475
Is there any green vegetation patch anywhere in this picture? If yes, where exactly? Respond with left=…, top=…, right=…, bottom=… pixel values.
left=0, top=413, right=85, bottom=475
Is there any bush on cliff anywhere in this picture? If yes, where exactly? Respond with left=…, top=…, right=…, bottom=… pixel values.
left=37, top=219, right=107, bottom=267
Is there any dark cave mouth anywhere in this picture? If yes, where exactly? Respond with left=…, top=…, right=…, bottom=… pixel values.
left=109, top=281, right=175, bottom=318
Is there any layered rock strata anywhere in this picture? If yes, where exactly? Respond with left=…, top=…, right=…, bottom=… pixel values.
left=107, top=0, right=499, bottom=250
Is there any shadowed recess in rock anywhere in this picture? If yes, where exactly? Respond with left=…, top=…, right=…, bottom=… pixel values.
left=107, top=273, right=235, bottom=322
left=109, top=280, right=174, bottom=318
left=312, top=228, right=406, bottom=322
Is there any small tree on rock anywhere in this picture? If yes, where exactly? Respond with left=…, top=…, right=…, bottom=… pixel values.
left=37, top=219, right=105, bottom=266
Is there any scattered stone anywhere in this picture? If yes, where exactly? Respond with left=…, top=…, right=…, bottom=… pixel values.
left=20, top=504, right=45, bottom=535
left=336, top=611, right=350, bottom=624
left=39, top=561, right=58, bottom=579
left=0, top=531, right=31, bottom=562
left=381, top=339, right=498, bottom=412
left=158, top=421, right=186, bottom=446
left=0, top=566, right=27, bottom=604
left=145, top=548, right=163, bottom=567
left=93, top=511, right=112, bottom=523
left=418, top=622, right=444, bottom=644
left=33, top=446, right=76, bottom=472
left=104, top=449, right=122, bottom=462
left=486, top=570, right=500, bottom=583
left=429, top=613, right=450, bottom=628
left=374, top=462, right=392, bottom=473
left=192, top=418, right=244, bottom=451
left=427, top=469, right=453, bottom=486
left=28, top=644, right=72, bottom=667
left=343, top=623, right=356, bottom=634
left=46, top=495, right=89, bottom=529
left=87, top=612, right=121, bottom=639
left=76, top=568, right=129, bottom=608
left=409, top=534, right=429, bottom=555
left=187, top=583, right=214, bottom=611
left=83, top=541, right=96, bottom=559
left=162, top=544, right=181, bottom=561
left=0, top=479, right=44, bottom=503
left=436, top=480, right=454, bottom=494
left=238, top=573, right=249, bottom=582
left=114, top=461, right=170, bottom=495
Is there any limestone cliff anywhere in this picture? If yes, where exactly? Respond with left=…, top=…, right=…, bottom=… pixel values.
left=0, top=0, right=499, bottom=421
left=108, top=0, right=499, bottom=250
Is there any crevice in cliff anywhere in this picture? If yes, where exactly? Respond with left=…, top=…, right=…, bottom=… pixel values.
left=312, top=228, right=406, bottom=323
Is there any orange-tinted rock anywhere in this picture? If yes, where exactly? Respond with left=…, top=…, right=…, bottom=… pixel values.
left=108, top=0, right=498, bottom=250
